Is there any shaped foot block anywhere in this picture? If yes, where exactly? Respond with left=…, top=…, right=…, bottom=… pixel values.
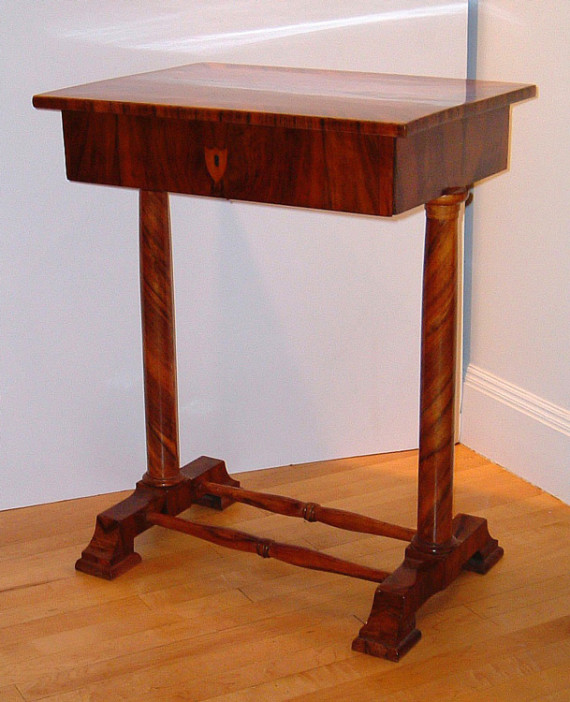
left=353, top=513, right=503, bottom=659
left=76, top=456, right=239, bottom=579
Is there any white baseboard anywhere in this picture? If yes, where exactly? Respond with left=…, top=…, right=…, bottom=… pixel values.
left=460, top=364, right=570, bottom=504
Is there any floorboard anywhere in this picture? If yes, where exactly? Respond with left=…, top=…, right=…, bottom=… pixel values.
left=0, top=445, right=568, bottom=701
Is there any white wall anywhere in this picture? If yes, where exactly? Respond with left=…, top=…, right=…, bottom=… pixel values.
left=461, top=1, right=570, bottom=502
left=1, top=1, right=468, bottom=510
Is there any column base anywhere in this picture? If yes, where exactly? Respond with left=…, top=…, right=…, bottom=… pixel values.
left=75, top=456, right=239, bottom=580
left=352, top=513, right=503, bottom=660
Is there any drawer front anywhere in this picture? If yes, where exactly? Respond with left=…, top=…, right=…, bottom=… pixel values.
left=62, top=112, right=395, bottom=216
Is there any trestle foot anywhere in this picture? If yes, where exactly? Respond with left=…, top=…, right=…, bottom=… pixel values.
left=75, top=456, right=239, bottom=579
left=352, top=513, right=503, bottom=659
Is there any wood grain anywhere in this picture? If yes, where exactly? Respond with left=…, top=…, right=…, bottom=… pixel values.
left=139, top=190, right=180, bottom=487
left=74, top=456, right=239, bottom=580
left=33, top=63, right=536, bottom=137
left=393, top=107, right=510, bottom=212
left=200, top=480, right=416, bottom=542
left=61, top=112, right=392, bottom=215
left=30, top=63, right=539, bottom=669
left=146, top=512, right=390, bottom=583
left=417, top=189, right=468, bottom=549
left=36, top=63, right=536, bottom=215
left=1, top=447, right=568, bottom=701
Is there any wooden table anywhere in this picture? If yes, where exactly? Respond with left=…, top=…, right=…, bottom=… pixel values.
left=34, top=63, right=535, bottom=660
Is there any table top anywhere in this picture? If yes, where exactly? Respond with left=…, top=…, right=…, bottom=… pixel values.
left=33, top=62, right=535, bottom=138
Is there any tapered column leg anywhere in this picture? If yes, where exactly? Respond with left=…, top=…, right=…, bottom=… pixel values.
left=353, top=189, right=503, bottom=660
left=139, top=190, right=182, bottom=487
left=75, top=191, right=238, bottom=579
left=415, top=189, right=466, bottom=552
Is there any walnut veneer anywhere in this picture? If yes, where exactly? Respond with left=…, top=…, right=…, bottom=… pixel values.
left=34, top=63, right=535, bottom=660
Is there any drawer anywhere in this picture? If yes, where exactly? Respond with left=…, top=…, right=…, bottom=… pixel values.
left=62, top=112, right=396, bottom=216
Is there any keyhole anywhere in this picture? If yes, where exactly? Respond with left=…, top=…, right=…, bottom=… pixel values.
left=205, top=147, right=227, bottom=183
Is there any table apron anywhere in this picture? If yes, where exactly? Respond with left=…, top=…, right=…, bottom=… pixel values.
left=62, top=112, right=394, bottom=215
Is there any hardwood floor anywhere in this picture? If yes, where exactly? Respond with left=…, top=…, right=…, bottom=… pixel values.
left=1, top=445, right=568, bottom=701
